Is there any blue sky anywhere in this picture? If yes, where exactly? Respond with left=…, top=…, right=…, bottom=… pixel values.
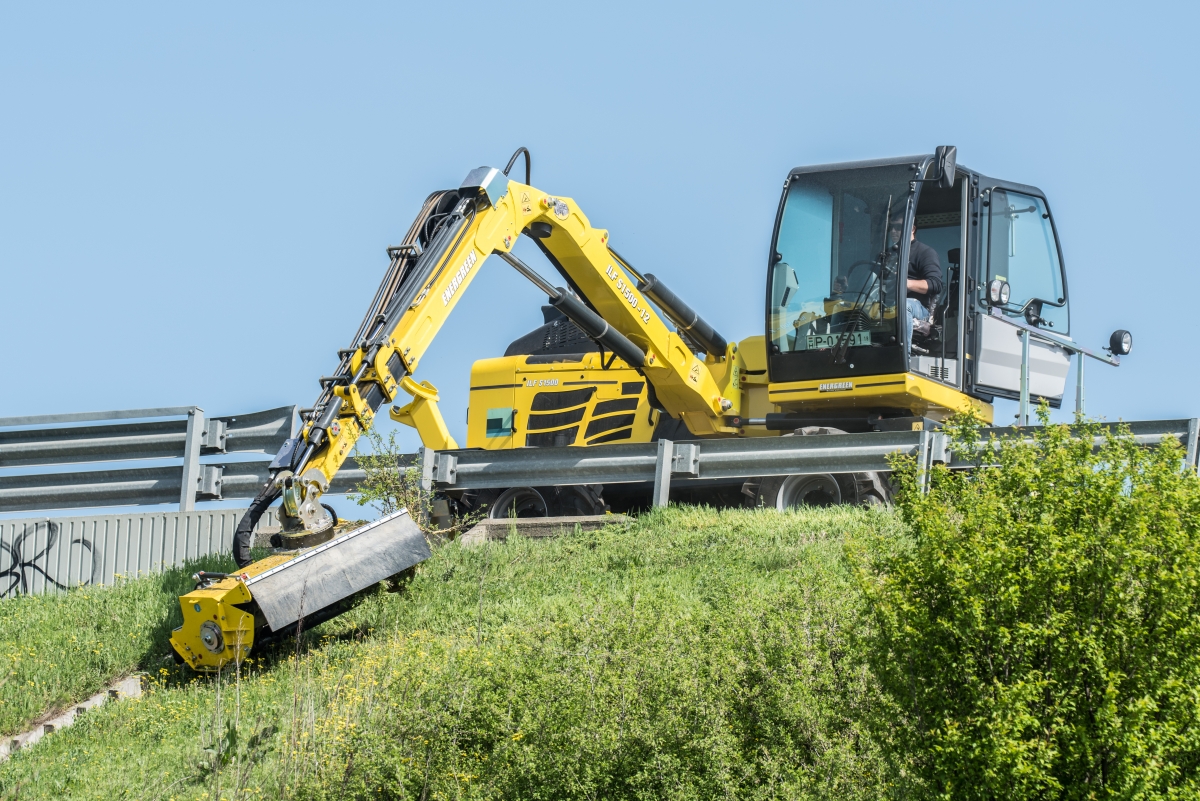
left=2, top=2, right=1197, bottom=479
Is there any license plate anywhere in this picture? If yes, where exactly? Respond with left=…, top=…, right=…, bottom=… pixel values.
left=806, top=331, right=871, bottom=350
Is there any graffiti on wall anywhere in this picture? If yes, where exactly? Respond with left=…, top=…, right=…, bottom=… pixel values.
left=0, top=522, right=96, bottom=597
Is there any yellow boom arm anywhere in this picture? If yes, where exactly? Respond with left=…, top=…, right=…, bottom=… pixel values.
left=233, top=160, right=741, bottom=563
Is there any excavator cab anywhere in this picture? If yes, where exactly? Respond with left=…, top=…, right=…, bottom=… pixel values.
left=764, top=151, right=1076, bottom=426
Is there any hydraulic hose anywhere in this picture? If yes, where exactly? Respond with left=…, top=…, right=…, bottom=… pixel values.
left=503, top=147, right=531, bottom=185
left=233, top=482, right=282, bottom=568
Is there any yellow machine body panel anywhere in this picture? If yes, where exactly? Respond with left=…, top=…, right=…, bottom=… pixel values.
left=767, top=372, right=993, bottom=423
left=169, top=553, right=295, bottom=671
left=732, top=336, right=777, bottom=438
left=466, top=353, right=656, bottom=449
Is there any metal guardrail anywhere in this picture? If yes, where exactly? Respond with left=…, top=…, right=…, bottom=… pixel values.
left=0, top=458, right=366, bottom=514
left=422, top=419, right=1200, bottom=506
left=2, top=401, right=1194, bottom=520
left=0, top=406, right=307, bottom=513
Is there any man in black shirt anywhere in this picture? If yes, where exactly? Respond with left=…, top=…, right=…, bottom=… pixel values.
left=906, top=222, right=943, bottom=352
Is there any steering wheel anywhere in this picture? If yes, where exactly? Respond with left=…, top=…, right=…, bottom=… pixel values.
left=834, top=260, right=883, bottom=295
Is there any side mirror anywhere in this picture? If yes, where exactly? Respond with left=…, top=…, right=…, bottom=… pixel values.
left=935, top=145, right=957, bottom=189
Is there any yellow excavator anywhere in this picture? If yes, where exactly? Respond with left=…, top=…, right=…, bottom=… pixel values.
left=172, top=147, right=1126, bottom=670
left=169, top=148, right=747, bottom=670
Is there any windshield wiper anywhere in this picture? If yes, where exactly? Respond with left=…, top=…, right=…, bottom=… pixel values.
left=832, top=195, right=895, bottom=364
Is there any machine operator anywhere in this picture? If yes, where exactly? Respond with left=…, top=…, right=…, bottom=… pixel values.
left=905, top=221, right=942, bottom=352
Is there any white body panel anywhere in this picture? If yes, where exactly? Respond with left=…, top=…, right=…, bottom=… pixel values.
left=913, top=355, right=958, bottom=386
left=976, top=314, right=1070, bottom=401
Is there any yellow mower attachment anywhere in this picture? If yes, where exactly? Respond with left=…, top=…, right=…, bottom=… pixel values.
left=173, top=510, right=430, bottom=672
left=170, top=554, right=294, bottom=671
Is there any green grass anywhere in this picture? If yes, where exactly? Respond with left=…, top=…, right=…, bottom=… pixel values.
left=0, top=507, right=905, bottom=800
left=0, top=552, right=236, bottom=737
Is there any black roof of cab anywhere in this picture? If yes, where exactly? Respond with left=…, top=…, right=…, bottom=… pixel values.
left=788, top=155, right=930, bottom=177
left=787, top=153, right=1051, bottom=199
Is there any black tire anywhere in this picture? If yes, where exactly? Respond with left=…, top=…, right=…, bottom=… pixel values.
left=742, top=426, right=892, bottom=510
left=456, top=484, right=606, bottom=519
left=488, top=487, right=549, bottom=519
left=542, top=484, right=606, bottom=516
left=748, top=471, right=891, bottom=510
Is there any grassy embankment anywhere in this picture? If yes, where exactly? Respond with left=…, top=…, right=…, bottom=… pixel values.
left=0, top=506, right=903, bottom=800
left=0, top=552, right=235, bottom=737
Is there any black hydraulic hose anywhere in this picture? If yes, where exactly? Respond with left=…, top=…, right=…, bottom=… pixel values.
left=549, top=291, right=646, bottom=368
left=637, top=273, right=728, bottom=356
left=377, top=201, right=475, bottom=335
left=233, top=483, right=281, bottom=568
left=503, top=147, right=531, bottom=184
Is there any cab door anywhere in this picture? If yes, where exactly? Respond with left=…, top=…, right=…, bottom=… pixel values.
left=910, top=172, right=969, bottom=388
left=972, top=184, right=1071, bottom=406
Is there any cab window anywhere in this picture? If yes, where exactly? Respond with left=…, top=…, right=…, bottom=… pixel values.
left=769, top=165, right=911, bottom=353
left=985, top=190, right=1068, bottom=332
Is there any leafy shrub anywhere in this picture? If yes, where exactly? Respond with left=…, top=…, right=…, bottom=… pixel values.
left=855, top=412, right=1200, bottom=799
left=352, top=427, right=480, bottom=537
left=351, top=428, right=428, bottom=521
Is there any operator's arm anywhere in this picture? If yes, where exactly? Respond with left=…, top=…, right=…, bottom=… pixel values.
left=907, top=242, right=942, bottom=299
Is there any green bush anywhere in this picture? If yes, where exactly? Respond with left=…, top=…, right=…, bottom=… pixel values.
left=855, top=413, right=1200, bottom=799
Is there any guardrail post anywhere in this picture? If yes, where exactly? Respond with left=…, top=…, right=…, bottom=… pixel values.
left=1018, top=329, right=1031, bottom=427
left=1075, top=353, right=1086, bottom=416
left=419, top=447, right=437, bottom=493
left=1187, top=419, right=1199, bottom=471
left=917, top=430, right=932, bottom=494
left=179, top=407, right=205, bottom=511
left=653, top=440, right=674, bottom=507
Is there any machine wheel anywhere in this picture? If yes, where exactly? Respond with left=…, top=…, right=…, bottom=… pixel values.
left=742, top=426, right=892, bottom=510
left=762, top=473, right=843, bottom=508
left=541, top=484, right=607, bottom=516
left=487, top=487, right=549, bottom=519
left=456, top=483, right=607, bottom=520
